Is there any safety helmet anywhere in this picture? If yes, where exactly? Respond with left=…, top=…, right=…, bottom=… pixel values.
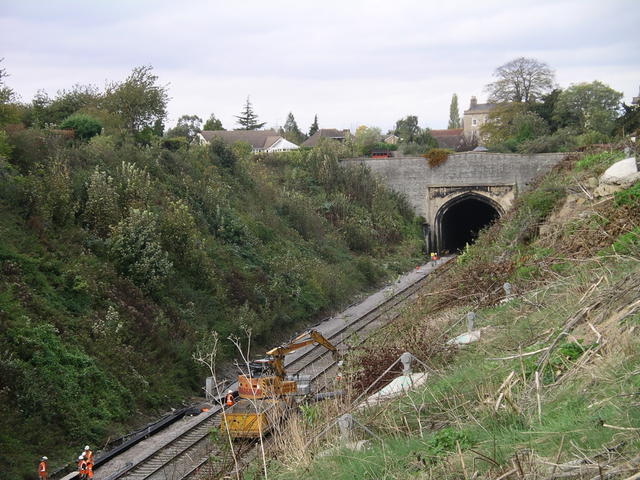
left=228, top=390, right=232, bottom=394
left=84, top=445, right=90, bottom=450
left=42, top=456, right=48, bottom=461
left=78, top=455, right=84, bottom=460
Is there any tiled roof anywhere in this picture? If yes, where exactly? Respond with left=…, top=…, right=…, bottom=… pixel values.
left=430, top=129, right=463, bottom=137
left=302, top=129, right=350, bottom=147
left=200, top=130, right=282, bottom=149
left=430, top=129, right=464, bottom=149
left=464, top=103, right=497, bottom=114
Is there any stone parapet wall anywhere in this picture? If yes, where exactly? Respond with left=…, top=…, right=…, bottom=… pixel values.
left=342, top=152, right=567, bottom=220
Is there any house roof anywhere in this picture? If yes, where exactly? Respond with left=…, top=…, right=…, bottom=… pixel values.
left=302, top=128, right=350, bottom=147
left=430, top=129, right=463, bottom=137
left=200, top=130, right=283, bottom=149
left=464, top=103, right=497, bottom=114
left=430, top=129, right=464, bottom=149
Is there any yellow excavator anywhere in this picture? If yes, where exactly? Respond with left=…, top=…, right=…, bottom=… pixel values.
left=220, top=329, right=339, bottom=438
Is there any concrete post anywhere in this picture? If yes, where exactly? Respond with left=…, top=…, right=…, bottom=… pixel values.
left=466, top=311, right=476, bottom=332
left=205, top=376, right=214, bottom=400
left=338, top=414, right=353, bottom=444
left=400, top=352, right=413, bottom=375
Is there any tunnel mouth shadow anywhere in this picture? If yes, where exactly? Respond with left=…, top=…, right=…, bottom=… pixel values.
left=436, top=193, right=502, bottom=253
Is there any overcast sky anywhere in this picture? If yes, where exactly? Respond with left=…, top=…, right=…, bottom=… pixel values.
left=1, top=0, right=639, bottom=133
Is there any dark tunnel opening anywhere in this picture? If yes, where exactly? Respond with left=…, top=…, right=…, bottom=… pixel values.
left=439, top=197, right=500, bottom=253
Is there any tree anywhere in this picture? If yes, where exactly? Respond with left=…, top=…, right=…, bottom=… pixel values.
left=615, top=103, right=640, bottom=136
left=103, top=65, right=169, bottom=134
left=481, top=103, right=549, bottom=150
left=235, top=96, right=266, bottom=130
left=308, top=114, right=319, bottom=137
left=448, top=94, right=461, bottom=129
left=59, top=113, right=103, bottom=140
left=553, top=81, right=623, bottom=135
left=354, top=125, right=382, bottom=155
left=203, top=113, right=224, bottom=131
left=0, top=58, right=20, bottom=126
left=529, top=88, right=562, bottom=132
left=166, top=114, right=202, bottom=142
left=394, top=115, right=421, bottom=143
left=282, top=112, right=305, bottom=144
left=486, top=57, right=555, bottom=103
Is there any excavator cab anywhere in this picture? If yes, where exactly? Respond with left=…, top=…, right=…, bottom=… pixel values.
left=237, top=329, right=339, bottom=400
left=248, top=359, right=273, bottom=377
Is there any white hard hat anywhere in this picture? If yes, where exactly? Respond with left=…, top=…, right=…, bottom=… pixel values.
left=228, top=390, right=232, bottom=394
left=42, top=456, right=48, bottom=461
left=78, top=455, right=84, bottom=460
left=84, top=445, right=90, bottom=450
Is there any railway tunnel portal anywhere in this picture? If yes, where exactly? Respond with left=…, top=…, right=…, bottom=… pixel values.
left=435, top=190, right=504, bottom=253
left=343, top=152, right=566, bottom=253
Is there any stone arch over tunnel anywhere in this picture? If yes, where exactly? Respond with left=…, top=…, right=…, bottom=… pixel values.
left=435, top=193, right=503, bottom=253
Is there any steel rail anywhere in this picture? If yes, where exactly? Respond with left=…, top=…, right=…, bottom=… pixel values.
left=104, top=259, right=452, bottom=480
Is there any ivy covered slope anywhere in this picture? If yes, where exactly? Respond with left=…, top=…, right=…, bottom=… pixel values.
left=0, top=135, right=424, bottom=477
left=260, top=149, right=640, bottom=480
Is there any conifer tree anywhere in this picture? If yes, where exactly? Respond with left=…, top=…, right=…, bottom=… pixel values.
left=448, top=93, right=461, bottom=129
left=283, top=112, right=304, bottom=144
left=235, top=96, right=266, bottom=130
left=308, top=114, right=319, bottom=137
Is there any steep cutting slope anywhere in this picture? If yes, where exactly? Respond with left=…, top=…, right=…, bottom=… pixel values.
left=0, top=137, right=425, bottom=479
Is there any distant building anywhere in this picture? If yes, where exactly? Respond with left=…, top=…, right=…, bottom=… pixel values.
left=384, top=134, right=400, bottom=145
left=463, top=96, right=498, bottom=141
left=633, top=85, right=640, bottom=106
left=430, top=129, right=464, bottom=150
left=196, top=130, right=299, bottom=153
left=301, top=128, right=350, bottom=147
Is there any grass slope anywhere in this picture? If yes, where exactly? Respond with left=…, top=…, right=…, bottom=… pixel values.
left=257, top=149, right=640, bottom=480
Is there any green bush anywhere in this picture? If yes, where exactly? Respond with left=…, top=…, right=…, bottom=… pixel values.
left=517, top=129, right=577, bottom=153
left=0, top=129, right=12, bottom=158
left=161, top=136, right=188, bottom=151
left=59, top=113, right=103, bottom=140
left=423, top=148, right=451, bottom=168
left=108, top=209, right=173, bottom=292
left=26, top=155, right=76, bottom=227
left=84, top=166, right=120, bottom=237
left=7, top=128, right=68, bottom=172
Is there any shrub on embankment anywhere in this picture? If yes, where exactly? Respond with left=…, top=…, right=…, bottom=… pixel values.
left=258, top=149, right=640, bottom=479
left=0, top=136, right=424, bottom=479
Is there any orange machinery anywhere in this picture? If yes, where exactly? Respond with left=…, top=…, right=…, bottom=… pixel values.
left=220, top=329, right=339, bottom=438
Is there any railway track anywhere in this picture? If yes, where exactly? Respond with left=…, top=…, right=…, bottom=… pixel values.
left=98, top=258, right=452, bottom=480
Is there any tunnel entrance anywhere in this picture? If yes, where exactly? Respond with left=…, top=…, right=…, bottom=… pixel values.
left=437, top=194, right=501, bottom=253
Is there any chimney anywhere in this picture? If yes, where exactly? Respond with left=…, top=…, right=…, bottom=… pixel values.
left=470, top=96, right=478, bottom=108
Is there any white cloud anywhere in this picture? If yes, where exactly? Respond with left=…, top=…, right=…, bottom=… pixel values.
left=1, top=0, right=639, bottom=131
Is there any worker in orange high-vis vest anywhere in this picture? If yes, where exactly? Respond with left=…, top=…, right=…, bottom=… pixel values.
left=225, top=390, right=234, bottom=407
left=38, top=456, right=48, bottom=479
left=77, top=455, right=88, bottom=480
left=85, top=460, right=94, bottom=479
left=83, top=446, right=94, bottom=478
left=83, top=446, right=93, bottom=466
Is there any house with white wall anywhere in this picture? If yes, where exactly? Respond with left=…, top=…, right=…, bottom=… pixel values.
left=196, top=130, right=299, bottom=153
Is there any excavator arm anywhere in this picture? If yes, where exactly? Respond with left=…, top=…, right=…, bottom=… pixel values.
left=266, top=329, right=339, bottom=378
